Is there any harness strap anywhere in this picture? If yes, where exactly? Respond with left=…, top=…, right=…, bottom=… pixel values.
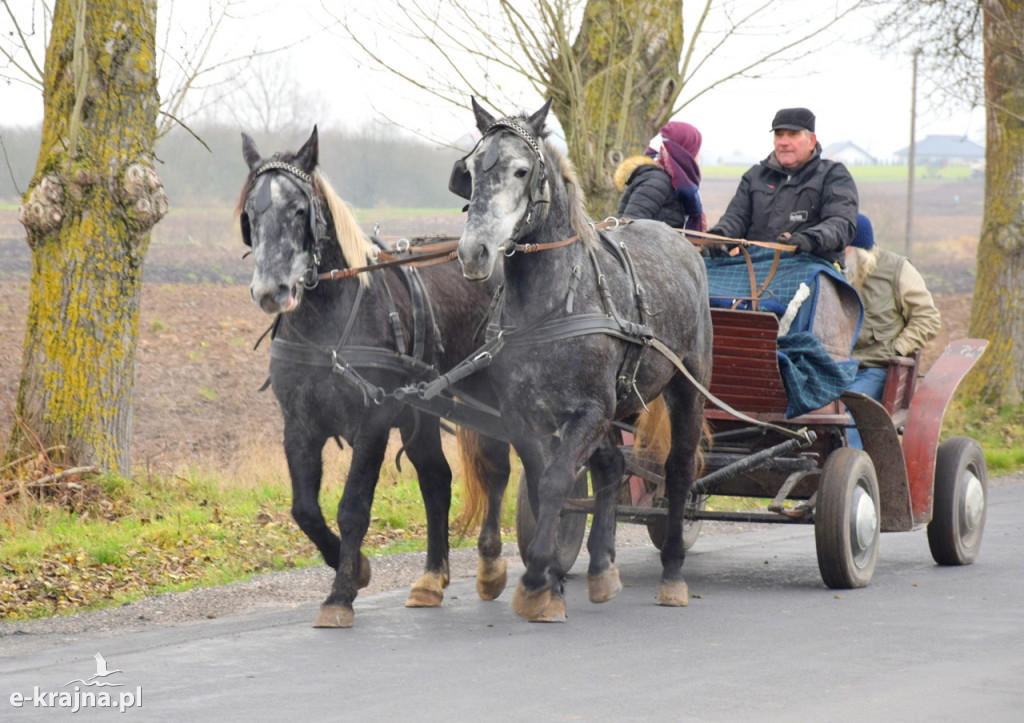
left=378, top=274, right=408, bottom=355
left=683, top=228, right=797, bottom=253
left=416, top=335, right=506, bottom=401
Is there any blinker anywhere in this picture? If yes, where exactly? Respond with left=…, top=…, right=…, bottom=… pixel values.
left=448, top=157, right=472, bottom=200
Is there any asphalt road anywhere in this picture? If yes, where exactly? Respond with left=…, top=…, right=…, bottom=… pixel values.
left=3, top=480, right=1022, bottom=722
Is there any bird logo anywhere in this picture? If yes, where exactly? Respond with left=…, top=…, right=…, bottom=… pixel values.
left=64, top=653, right=124, bottom=688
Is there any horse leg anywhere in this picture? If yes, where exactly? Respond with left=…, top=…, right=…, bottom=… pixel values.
left=468, top=433, right=512, bottom=600
left=284, top=426, right=341, bottom=569
left=656, top=381, right=705, bottom=607
left=508, top=438, right=559, bottom=620
left=316, top=426, right=390, bottom=628
left=586, top=435, right=624, bottom=604
left=399, top=415, right=452, bottom=608
left=513, top=409, right=608, bottom=622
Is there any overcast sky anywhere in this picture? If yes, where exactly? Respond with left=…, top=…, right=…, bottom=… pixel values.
left=1, top=0, right=984, bottom=163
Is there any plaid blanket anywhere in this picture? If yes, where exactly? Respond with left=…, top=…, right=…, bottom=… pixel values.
left=705, top=248, right=861, bottom=417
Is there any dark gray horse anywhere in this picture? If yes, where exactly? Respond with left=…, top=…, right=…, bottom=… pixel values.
left=454, top=99, right=712, bottom=621
left=239, top=127, right=510, bottom=628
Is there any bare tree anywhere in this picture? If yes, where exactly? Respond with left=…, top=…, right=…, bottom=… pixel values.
left=332, top=0, right=866, bottom=211
left=871, top=0, right=1024, bottom=406
left=11, top=0, right=166, bottom=474
left=1, top=0, right=342, bottom=474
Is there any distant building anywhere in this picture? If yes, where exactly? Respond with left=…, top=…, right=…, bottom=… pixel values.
left=894, top=134, right=985, bottom=166
left=822, top=141, right=876, bottom=166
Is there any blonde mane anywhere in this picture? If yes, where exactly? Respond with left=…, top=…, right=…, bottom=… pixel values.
left=547, top=140, right=598, bottom=247
left=313, top=168, right=375, bottom=287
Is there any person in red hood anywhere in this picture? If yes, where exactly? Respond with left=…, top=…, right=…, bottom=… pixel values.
left=613, top=121, right=706, bottom=232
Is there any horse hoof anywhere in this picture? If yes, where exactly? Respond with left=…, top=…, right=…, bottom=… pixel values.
left=587, top=565, right=622, bottom=603
left=656, top=580, right=689, bottom=607
left=531, top=594, right=567, bottom=623
left=512, top=581, right=552, bottom=621
left=357, top=553, right=372, bottom=590
left=476, top=558, right=508, bottom=600
left=314, top=604, right=354, bottom=628
left=406, top=572, right=445, bottom=608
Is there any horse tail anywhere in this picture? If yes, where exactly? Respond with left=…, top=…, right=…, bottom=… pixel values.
left=634, top=396, right=670, bottom=464
left=697, top=417, right=712, bottom=478
left=453, top=426, right=494, bottom=532
left=634, top=396, right=712, bottom=478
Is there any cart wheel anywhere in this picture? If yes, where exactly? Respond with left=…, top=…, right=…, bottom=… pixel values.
left=646, top=492, right=707, bottom=552
left=927, top=437, right=987, bottom=566
left=515, top=469, right=588, bottom=572
left=814, top=448, right=880, bottom=589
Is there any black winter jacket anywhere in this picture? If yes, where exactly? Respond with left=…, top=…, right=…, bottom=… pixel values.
left=710, top=145, right=858, bottom=264
left=616, top=164, right=689, bottom=229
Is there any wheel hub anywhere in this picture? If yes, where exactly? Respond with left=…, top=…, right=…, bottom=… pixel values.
left=852, top=487, right=878, bottom=553
left=961, top=472, right=985, bottom=531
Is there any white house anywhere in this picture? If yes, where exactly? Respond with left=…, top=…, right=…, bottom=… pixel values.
left=822, top=141, right=876, bottom=166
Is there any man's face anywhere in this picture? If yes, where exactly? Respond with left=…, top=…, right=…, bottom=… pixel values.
left=773, top=129, right=816, bottom=169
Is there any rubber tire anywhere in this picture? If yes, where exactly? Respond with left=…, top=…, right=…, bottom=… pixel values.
left=927, top=436, right=987, bottom=566
left=515, top=469, right=588, bottom=573
left=814, top=447, right=880, bottom=589
left=646, top=492, right=707, bottom=552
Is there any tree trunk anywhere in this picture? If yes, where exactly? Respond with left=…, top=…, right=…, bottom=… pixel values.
left=547, top=0, right=682, bottom=215
left=963, top=0, right=1024, bottom=405
left=12, top=0, right=166, bottom=474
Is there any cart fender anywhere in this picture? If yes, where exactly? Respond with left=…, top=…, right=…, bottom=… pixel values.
left=840, top=391, right=913, bottom=532
left=902, top=339, right=988, bottom=525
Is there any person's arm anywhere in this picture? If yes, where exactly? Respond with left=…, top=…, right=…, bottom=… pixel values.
left=786, top=163, right=859, bottom=255
left=894, top=261, right=942, bottom=356
left=620, top=171, right=668, bottom=220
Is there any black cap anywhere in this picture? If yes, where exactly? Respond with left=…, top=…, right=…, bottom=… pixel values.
left=771, top=107, right=815, bottom=133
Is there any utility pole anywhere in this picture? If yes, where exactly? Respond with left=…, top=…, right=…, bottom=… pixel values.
left=904, top=48, right=921, bottom=260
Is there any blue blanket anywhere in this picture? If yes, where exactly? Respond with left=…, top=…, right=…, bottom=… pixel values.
left=705, top=248, right=862, bottom=417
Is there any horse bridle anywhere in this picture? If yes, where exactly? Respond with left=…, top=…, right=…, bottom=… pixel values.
left=450, top=117, right=551, bottom=250
left=241, top=159, right=328, bottom=290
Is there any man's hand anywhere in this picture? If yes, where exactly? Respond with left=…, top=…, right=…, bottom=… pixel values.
left=779, top=232, right=812, bottom=253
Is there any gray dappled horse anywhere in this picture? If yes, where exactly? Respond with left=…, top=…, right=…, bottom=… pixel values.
left=453, top=99, right=713, bottom=621
left=239, top=127, right=510, bottom=628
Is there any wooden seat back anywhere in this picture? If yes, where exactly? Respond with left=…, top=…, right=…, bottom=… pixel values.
left=708, top=309, right=789, bottom=414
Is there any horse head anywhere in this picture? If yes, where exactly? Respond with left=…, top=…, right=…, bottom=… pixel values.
left=240, top=127, right=329, bottom=314
left=454, top=97, right=554, bottom=281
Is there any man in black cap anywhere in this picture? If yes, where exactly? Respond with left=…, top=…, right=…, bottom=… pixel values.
left=706, top=107, right=858, bottom=264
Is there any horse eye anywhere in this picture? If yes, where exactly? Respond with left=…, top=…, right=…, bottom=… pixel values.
left=514, top=168, right=528, bottom=178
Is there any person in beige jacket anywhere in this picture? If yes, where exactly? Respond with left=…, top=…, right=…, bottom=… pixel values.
left=845, top=213, right=941, bottom=445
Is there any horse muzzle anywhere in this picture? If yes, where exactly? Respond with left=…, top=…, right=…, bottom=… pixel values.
left=457, top=237, right=496, bottom=281
left=251, top=279, right=301, bottom=314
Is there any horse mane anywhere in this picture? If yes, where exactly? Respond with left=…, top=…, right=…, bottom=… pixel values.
left=544, top=138, right=598, bottom=248
left=313, top=168, right=375, bottom=287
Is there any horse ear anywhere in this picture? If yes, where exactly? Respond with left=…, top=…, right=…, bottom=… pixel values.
left=242, top=133, right=262, bottom=171
left=296, top=126, right=319, bottom=173
left=471, top=97, right=495, bottom=133
left=528, top=98, right=553, bottom=134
